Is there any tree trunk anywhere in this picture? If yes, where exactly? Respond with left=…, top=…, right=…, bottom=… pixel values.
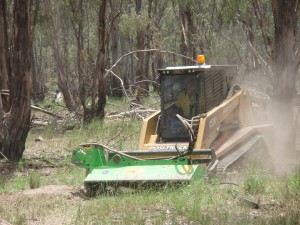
left=151, top=0, right=167, bottom=91
left=109, top=0, right=123, bottom=98
left=0, top=0, right=10, bottom=112
left=73, top=0, right=86, bottom=109
left=95, top=0, right=107, bottom=119
left=31, top=0, right=45, bottom=102
left=271, top=0, right=299, bottom=160
left=46, top=0, right=77, bottom=112
left=52, top=37, right=77, bottom=111
left=135, top=0, right=149, bottom=103
left=0, top=0, right=32, bottom=161
left=120, top=32, right=132, bottom=92
left=179, top=3, right=196, bottom=65
left=31, top=46, right=45, bottom=102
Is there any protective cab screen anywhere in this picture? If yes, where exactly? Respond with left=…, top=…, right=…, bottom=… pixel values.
left=160, top=74, right=199, bottom=141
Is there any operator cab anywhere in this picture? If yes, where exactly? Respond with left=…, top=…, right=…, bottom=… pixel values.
left=158, top=63, right=236, bottom=142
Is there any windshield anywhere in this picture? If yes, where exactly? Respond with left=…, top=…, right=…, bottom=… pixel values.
left=160, top=74, right=199, bottom=140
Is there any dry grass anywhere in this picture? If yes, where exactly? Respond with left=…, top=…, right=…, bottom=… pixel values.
left=1, top=171, right=299, bottom=224
left=0, top=96, right=299, bottom=224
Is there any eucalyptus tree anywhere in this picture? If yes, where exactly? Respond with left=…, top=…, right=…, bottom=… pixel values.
left=93, top=0, right=107, bottom=119
left=177, top=0, right=197, bottom=64
left=31, top=0, right=46, bottom=102
left=69, top=0, right=97, bottom=121
left=45, top=0, right=78, bottom=112
left=271, top=0, right=300, bottom=155
left=218, top=0, right=300, bottom=154
left=107, top=0, right=123, bottom=98
left=0, top=0, right=33, bottom=161
left=70, top=0, right=107, bottom=121
left=135, top=0, right=150, bottom=103
left=231, top=0, right=300, bottom=154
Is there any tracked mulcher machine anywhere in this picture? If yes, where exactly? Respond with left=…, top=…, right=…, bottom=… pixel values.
left=72, top=55, right=273, bottom=194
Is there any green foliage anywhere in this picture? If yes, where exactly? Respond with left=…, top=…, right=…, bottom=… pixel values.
left=242, top=163, right=267, bottom=195
left=288, top=168, right=300, bottom=197
left=119, top=2, right=154, bottom=36
left=0, top=176, right=5, bottom=193
left=43, top=165, right=85, bottom=186
left=12, top=176, right=28, bottom=191
left=170, top=178, right=219, bottom=222
left=16, top=160, right=26, bottom=171
left=143, top=92, right=160, bottom=109
left=268, top=208, right=300, bottom=225
left=29, top=172, right=42, bottom=189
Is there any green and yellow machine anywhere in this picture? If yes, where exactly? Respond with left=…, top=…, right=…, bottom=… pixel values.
left=72, top=55, right=272, bottom=194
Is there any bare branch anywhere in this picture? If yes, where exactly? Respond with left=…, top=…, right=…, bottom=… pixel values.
left=106, top=109, right=158, bottom=119
left=31, top=105, right=62, bottom=119
left=225, top=1, right=273, bottom=59
left=104, top=49, right=196, bottom=79
left=0, top=151, right=8, bottom=160
left=252, top=0, right=274, bottom=57
left=180, top=17, right=188, bottom=47
left=237, top=20, right=274, bottom=76
left=133, top=79, right=158, bottom=86
left=214, top=28, right=248, bottom=66
left=106, top=10, right=122, bottom=41
left=205, top=19, right=247, bottom=66
left=104, top=69, right=128, bottom=98
left=105, top=126, right=124, bottom=146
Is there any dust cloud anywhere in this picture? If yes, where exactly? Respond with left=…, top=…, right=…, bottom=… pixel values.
left=233, top=71, right=300, bottom=176
left=267, top=98, right=300, bottom=175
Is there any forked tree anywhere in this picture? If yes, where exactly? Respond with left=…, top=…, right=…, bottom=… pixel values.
left=0, top=0, right=32, bottom=161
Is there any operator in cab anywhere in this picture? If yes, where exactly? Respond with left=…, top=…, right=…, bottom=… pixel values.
left=175, top=83, right=198, bottom=119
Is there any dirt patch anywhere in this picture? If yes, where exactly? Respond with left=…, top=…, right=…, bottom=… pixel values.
left=0, top=185, right=83, bottom=203
left=22, top=185, right=81, bottom=197
left=0, top=185, right=84, bottom=225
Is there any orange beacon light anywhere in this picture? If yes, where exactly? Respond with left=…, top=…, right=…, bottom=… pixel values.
left=197, top=55, right=205, bottom=65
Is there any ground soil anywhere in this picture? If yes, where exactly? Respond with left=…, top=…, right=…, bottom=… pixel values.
left=0, top=185, right=82, bottom=202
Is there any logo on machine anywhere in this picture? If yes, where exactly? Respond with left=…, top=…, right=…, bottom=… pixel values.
left=149, top=145, right=188, bottom=151
left=102, top=170, right=109, bottom=174
left=124, top=169, right=142, bottom=174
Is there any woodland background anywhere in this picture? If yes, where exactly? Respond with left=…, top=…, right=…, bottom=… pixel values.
left=0, top=0, right=300, bottom=160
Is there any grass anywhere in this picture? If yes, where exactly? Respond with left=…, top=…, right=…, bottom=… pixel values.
left=1, top=166, right=300, bottom=224
left=1, top=96, right=300, bottom=224
left=287, top=168, right=300, bottom=197
left=0, top=176, right=4, bottom=188
left=29, top=172, right=41, bottom=189
left=242, top=163, right=268, bottom=195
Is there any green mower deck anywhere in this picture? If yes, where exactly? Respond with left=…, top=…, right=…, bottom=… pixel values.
left=85, top=164, right=202, bottom=183
left=72, top=144, right=211, bottom=193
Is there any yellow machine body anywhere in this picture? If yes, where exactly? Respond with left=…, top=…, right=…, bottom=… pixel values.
left=137, top=65, right=272, bottom=164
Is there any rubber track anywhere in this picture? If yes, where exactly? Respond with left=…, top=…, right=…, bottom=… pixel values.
left=217, top=135, right=262, bottom=175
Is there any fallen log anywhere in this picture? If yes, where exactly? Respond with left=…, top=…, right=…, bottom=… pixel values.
left=31, top=105, right=62, bottom=119
left=106, top=109, right=158, bottom=119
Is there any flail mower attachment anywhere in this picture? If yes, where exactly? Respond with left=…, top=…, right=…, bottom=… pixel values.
left=72, top=143, right=214, bottom=195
